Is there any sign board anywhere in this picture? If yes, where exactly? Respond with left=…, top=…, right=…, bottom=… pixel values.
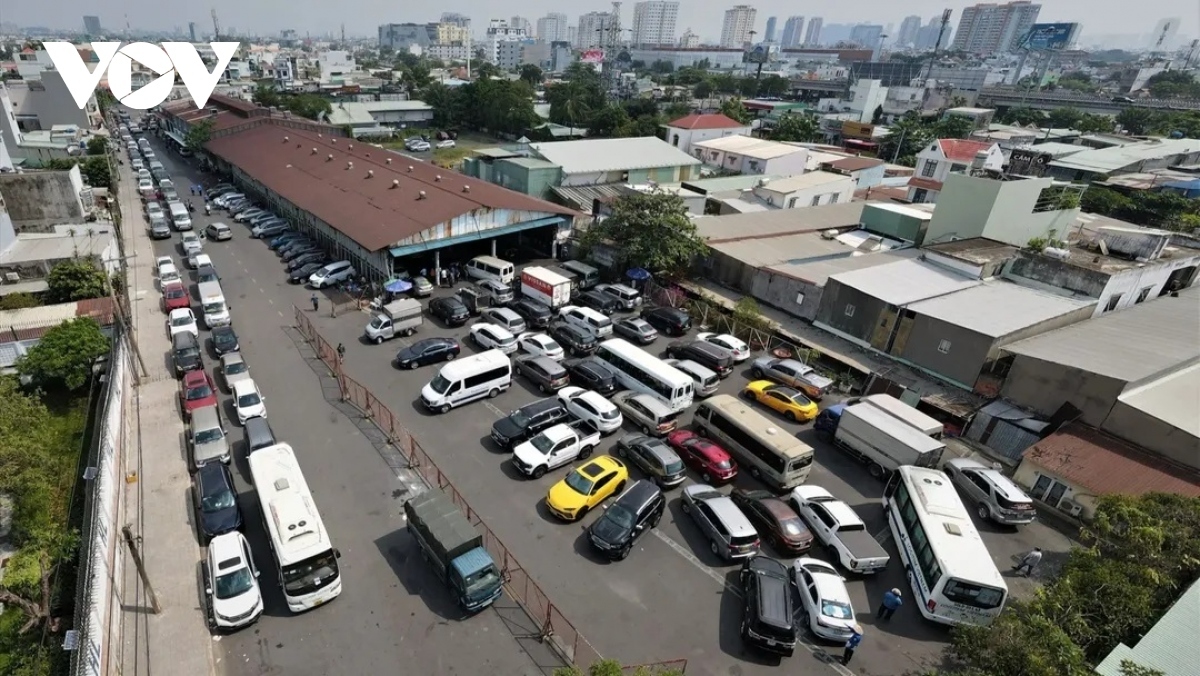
left=580, top=49, right=605, bottom=64
left=841, top=121, right=875, bottom=139
left=744, top=44, right=769, bottom=63
left=1022, top=23, right=1079, bottom=51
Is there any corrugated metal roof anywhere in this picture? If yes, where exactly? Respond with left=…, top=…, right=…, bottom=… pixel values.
left=1022, top=423, right=1200, bottom=498
left=1048, top=138, right=1200, bottom=174
left=757, top=171, right=852, bottom=193
left=1095, top=578, right=1200, bottom=676
left=1002, top=286, right=1200, bottom=383
left=907, top=281, right=1094, bottom=338
left=692, top=136, right=806, bottom=160
left=697, top=201, right=866, bottom=242
left=827, top=259, right=981, bottom=306
left=1116, top=363, right=1200, bottom=439
left=529, top=137, right=700, bottom=175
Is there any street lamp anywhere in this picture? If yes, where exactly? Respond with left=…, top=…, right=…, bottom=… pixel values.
left=747, top=30, right=765, bottom=91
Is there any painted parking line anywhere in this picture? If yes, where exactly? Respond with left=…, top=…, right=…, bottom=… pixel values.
left=483, top=402, right=506, bottom=418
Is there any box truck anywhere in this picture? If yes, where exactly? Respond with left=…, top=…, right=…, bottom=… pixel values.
left=814, top=401, right=944, bottom=479
left=364, top=299, right=423, bottom=344
left=520, top=266, right=572, bottom=309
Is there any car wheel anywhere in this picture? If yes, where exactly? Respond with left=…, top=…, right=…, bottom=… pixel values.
left=374, top=335, right=384, bottom=345
left=868, top=463, right=885, bottom=479
left=438, top=404, right=451, bottom=414
left=750, top=466, right=762, bottom=480
left=741, top=389, right=755, bottom=401
left=614, top=480, right=626, bottom=494
left=407, top=361, right=418, bottom=370
left=532, top=465, right=547, bottom=479
left=539, top=383, right=549, bottom=393
left=702, top=472, right=712, bottom=484
left=752, top=367, right=764, bottom=379
left=445, top=352, right=455, bottom=361
left=579, top=446, right=594, bottom=460
left=618, top=544, right=632, bottom=560
left=575, top=506, right=589, bottom=521
left=710, top=540, right=720, bottom=555
left=488, top=388, right=499, bottom=399
left=786, top=411, right=798, bottom=422
left=616, top=445, right=627, bottom=458
left=651, top=513, right=661, bottom=528
left=681, top=500, right=691, bottom=514
left=977, top=503, right=991, bottom=521
left=642, top=424, right=653, bottom=435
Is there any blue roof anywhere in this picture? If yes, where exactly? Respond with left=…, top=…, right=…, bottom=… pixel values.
left=450, top=546, right=495, bottom=577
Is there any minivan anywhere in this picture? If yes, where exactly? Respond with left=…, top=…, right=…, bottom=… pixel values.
left=741, top=556, right=797, bottom=657
left=665, top=358, right=720, bottom=397
left=308, top=261, right=355, bottom=289
left=577, top=290, right=622, bottom=316
left=681, top=483, right=761, bottom=560
left=421, top=349, right=513, bottom=413
left=465, top=255, right=515, bottom=285
left=666, top=340, right=734, bottom=378
left=560, top=260, right=600, bottom=289
left=943, top=458, right=1037, bottom=526
left=559, top=305, right=613, bottom=338
left=168, top=201, right=192, bottom=230
left=595, top=283, right=642, bottom=310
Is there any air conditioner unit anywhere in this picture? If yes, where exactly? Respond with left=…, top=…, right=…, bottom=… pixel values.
left=4, top=272, right=19, bottom=282
left=1058, top=499, right=1083, bottom=517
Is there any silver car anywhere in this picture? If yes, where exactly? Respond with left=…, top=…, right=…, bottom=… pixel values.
left=943, top=458, right=1037, bottom=525
left=750, top=357, right=835, bottom=400
left=611, top=391, right=679, bottom=437
left=189, top=405, right=230, bottom=469
left=680, top=484, right=761, bottom=560
left=615, top=433, right=686, bottom=488
left=218, top=352, right=252, bottom=392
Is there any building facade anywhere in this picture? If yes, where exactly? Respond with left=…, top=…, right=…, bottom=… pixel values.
left=951, top=1, right=1042, bottom=55
left=720, top=5, right=757, bottom=48
left=896, top=15, right=922, bottom=48
left=764, top=17, right=778, bottom=42
left=804, top=18, right=824, bottom=46
left=780, top=16, right=804, bottom=47
left=849, top=24, right=884, bottom=48
left=631, top=1, right=680, bottom=47
left=536, top=13, right=569, bottom=43
left=379, top=23, right=437, bottom=51
left=578, top=12, right=618, bottom=49
left=908, top=139, right=1005, bottom=203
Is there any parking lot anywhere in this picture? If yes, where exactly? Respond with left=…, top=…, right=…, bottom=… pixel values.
left=142, top=131, right=1076, bottom=676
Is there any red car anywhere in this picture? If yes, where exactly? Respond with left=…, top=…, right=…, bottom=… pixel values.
left=162, top=282, right=190, bottom=313
left=179, top=370, right=218, bottom=418
left=666, top=429, right=738, bottom=485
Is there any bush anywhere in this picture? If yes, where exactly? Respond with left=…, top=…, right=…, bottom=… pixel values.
left=15, top=317, right=109, bottom=391
left=0, top=293, right=42, bottom=310
left=46, top=258, right=108, bottom=303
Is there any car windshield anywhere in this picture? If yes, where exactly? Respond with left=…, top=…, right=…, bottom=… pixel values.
left=203, top=302, right=224, bottom=314
left=498, top=336, right=516, bottom=347
left=281, top=551, right=339, bottom=595
left=530, top=433, right=555, bottom=453
left=664, top=459, right=684, bottom=474
left=237, top=391, right=261, bottom=407
left=215, top=333, right=235, bottom=346
left=715, top=458, right=733, bottom=469
left=369, top=316, right=385, bottom=330
left=429, top=374, right=452, bottom=394
left=195, top=426, right=224, bottom=443
left=599, top=407, right=620, bottom=420
left=821, top=598, right=854, bottom=620
left=214, top=566, right=255, bottom=600
left=224, top=360, right=246, bottom=375
left=606, top=504, right=635, bottom=529
left=166, top=288, right=185, bottom=299
left=201, top=486, right=235, bottom=512
left=564, top=472, right=595, bottom=495
left=576, top=333, right=596, bottom=346
left=462, top=565, right=500, bottom=597
left=171, top=315, right=191, bottom=326
left=187, top=383, right=213, bottom=399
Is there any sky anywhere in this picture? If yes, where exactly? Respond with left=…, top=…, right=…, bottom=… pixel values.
left=8, top=0, right=1198, bottom=45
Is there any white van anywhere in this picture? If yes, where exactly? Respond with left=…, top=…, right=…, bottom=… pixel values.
left=168, top=201, right=192, bottom=230
left=465, top=256, right=515, bottom=285
left=308, top=261, right=355, bottom=289
left=560, top=260, right=600, bottom=289
left=559, top=305, right=613, bottom=338
left=420, top=349, right=512, bottom=413
left=198, top=281, right=231, bottom=328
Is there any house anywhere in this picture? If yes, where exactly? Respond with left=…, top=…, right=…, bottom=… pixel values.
left=709, top=172, right=857, bottom=215
left=528, top=137, right=702, bottom=187
left=1000, top=285, right=1200, bottom=469
left=661, top=113, right=751, bottom=156
left=907, top=139, right=1004, bottom=203
left=690, top=136, right=810, bottom=177
left=820, top=156, right=886, bottom=189
left=1095, top=578, right=1200, bottom=676
left=326, top=100, right=435, bottom=136
left=1045, top=137, right=1200, bottom=183
left=923, top=172, right=1082, bottom=248
left=1005, top=142, right=1087, bottom=177
left=1014, top=423, right=1200, bottom=520
left=0, top=297, right=117, bottom=371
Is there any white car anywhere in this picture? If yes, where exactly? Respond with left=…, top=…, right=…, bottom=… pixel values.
left=167, top=308, right=199, bottom=338
left=792, top=558, right=857, bottom=642
left=696, top=332, right=751, bottom=362
left=146, top=201, right=164, bottom=218
left=436, top=139, right=456, bottom=148
left=156, top=255, right=174, bottom=273
left=131, top=158, right=145, bottom=171
left=409, top=141, right=431, bottom=151
left=205, top=532, right=264, bottom=630
left=159, top=262, right=181, bottom=287
left=188, top=252, right=212, bottom=270
left=232, top=379, right=267, bottom=425
left=214, top=192, right=244, bottom=208
left=557, top=386, right=623, bottom=435
left=181, top=232, right=203, bottom=257
left=137, top=178, right=155, bottom=196
left=470, top=323, right=518, bottom=354
left=516, top=332, right=565, bottom=361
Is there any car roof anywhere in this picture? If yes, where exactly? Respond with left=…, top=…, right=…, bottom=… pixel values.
left=520, top=397, right=564, bottom=415
left=949, top=459, right=1032, bottom=502
left=801, top=559, right=851, bottom=599
left=208, top=531, right=247, bottom=565
left=197, top=460, right=231, bottom=488
left=698, top=492, right=756, bottom=534
left=172, top=331, right=199, bottom=347
left=626, top=392, right=672, bottom=414
left=527, top=355, right=566, bottom=372
left=231, top=379, right=258, bottom=395
left=616, top=479, right=662, bottom=511
left=183, top=370, right=208, bottom=384
left=191, top=404, right=221, bottom=428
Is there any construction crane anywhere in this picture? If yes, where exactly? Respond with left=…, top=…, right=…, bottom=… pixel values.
left=923, top=9, right=953, bottom=84
left=211, top=8, right=221, bottom=42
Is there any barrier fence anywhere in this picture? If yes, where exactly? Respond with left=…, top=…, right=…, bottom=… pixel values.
left=292, top=306, right=689, bottom=673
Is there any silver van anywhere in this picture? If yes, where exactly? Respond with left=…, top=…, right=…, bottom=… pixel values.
left=559, top=305, right=612, bottom=338
left=595, top=283, right=642, bottom=310
left=943, top=458, right=1037, bottom=526
left=681, top=483, right=761, bottom=560
left=168, top=201, right=192, bottom=230
left=189, top=405, right=230, bottom=470
left=665, top=358, right=720, bottom=397
left=612, top=391, right=679, bottom=437
left=560, top=260, right=600, bottom=289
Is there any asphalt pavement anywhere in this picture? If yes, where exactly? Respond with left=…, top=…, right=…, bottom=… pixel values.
left=136, top=127, right=1076, bottom=676
left=137, top=134, right=552, bottom=676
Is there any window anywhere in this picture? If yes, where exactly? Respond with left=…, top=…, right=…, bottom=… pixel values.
left=1104, top=293, right=1122, bottom=312
left=811, top=195, right=821, bottom=206
left=830, top=193, right=839, bottom=204
left=672, top=133, right=680, bottom=147
left=844, top=304, right=856, bottom=317
left=950, top=163, right=967, bottom=173
left=788, top=197, right=798, bottom=208
left=1136, top=286, right=1152, bottom=304
left=938, top=339, right=952, bottom=354
left=920, top=160, right=938, bottom=178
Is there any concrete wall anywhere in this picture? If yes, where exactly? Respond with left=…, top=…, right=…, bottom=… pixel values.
left=9, top=70, right=95, bottom=130
left=664, top=125, right=751, bottom=156
left=0, top=167, right=87, bottom=231
left=1013, top=460, right=1098, bottom=519
left=862, top=205, right=928, bottom=243
left=1092, top=259, right=1200, bottom=318
left=925, top=173, right=1078, bottom=248
left=1101, top=401, right=1200, bottom=471
left=898, top=318, right=993, bottom=388
left=749, top=268, right=825, bottom=321
left=924, top=174, right=1000, bottom=243
left=1001, top=355, right=1126, bottom=426
left=814, top=278, right=887, bottom=345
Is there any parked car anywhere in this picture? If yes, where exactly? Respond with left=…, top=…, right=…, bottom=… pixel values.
left=557, top=386, right=623, bottom=435
left=942, top=457, right=1037, bottom=525
left=793, top=558, right=857, bottom=643
left=514, top=355, right=570, bottom=393
left=192, top=462, right=242, bottom=543
left=410, top=276, right=434, bottom=297
left=269, top=232, right=307, bottom=249
left=218, top=352, right=251, bottom=392
left=666, top=430, right=738, bottom=485
left=516, top=332, right=564, bottom=361
left=577, top=290, right=622, bottom=316
left=750, top=357, right=834, bottom=400
left=730, top=489, right=813, bottom=555
left=161, top=282, right=190, bottom=313
left=476, top=278, right=513, bottom=304
left=233, top=208, right=267, bottom=223
left=613, top=317, right=658, bottom=345
left=549, top=321, right=598, bottom=356
left=696, top=332, right=751, bottom=362
left=179, top=370, right=219, bottom=419
left=286, top=252, right=327, bottom=271
left=188, top=404, right=228, bottom=468
left=470, top=323, right=518, bottom=354
left=563, top=357, right=617, bottom=395
left=680, top=484, right=760, bottom=560
left=587, top=480, right=665, bottom=561
left=436, top=139, right=457, bottom=149
left=480, top=307, right=527, bottom=334
left=205, top=222, right=233, bottom=241
left=611, top=391, right=679, bottom=437
left=283, top=245, right=322, bottom=263
left=615, top=433, right=687, bottom=488
left=211, top=326, right=240, bottom=356
left=665, top=339, right=734, bottom=378
left=204, top=531, right=264, bottom=631
left=640, top=306, right=691, bottom=336
left=509, top=298, right=553, bottom=329
left=742, top=381, right=819, bottom=422
left=172, top=332, right=203, bottom=377
left=741, top=556, right=797, bottom=656
left=490, top=397, right=570, bottom=451
left=288, top=262, right=326, bottom=284
left=150, top=217, right=172, bottom=239
left=428, top=296, right=470, bottom=326
left=393, top=337, right=460, bottom=370
left=231, top=379, right=267, bottom=425
left=545, top=455, right=629, bottom=522
left=167, top=307, right=199, bottom=339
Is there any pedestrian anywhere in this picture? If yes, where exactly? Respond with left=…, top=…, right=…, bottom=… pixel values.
left=419, top=267, right=427, bottom=279
left=842, top=624, right=863, bottom=665
left=877, top=588, right=903, bottom=620
left=311, top=293, right=319, bottom=312
left=440, top=268, right=449, bottom=288
left=204, top=202, right=211, bottom=216
left=1013, top=547, right=1043, bottom=577
left=336, top=343, right=346, bottom=362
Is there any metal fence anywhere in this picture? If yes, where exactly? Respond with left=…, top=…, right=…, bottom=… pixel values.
left=292, top=306, right=692, bottom=672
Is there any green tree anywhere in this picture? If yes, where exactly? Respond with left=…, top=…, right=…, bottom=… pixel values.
left=1046, top=107, right=1084, bottom=129
left=880, top=113, right=932, bottom=164
left=252, top=84, right=282, bottom=108
left=693, top=79, right=714, bottom=99
left=1119, top=661, right=1166, bottom=676
left=401, top=63, right=432, bottom=92
left=547, top=66, right=606, bottom=129
left=1080, top=186, right=1133, bottom=217
left=1056, top=71, right=1093, bottom=92
left=588, top=104, right=631, bottom=137
left=184, top=117, right=215, bottom=152
left=1000, top=106, right=1046, bottom=126
left=949, top=602, right=1092, bottom=676
left=650, top=59, right=674, bottom=74
left=738, top=76, right=760, bottom=97
left=758, top=74, right=790, bottom=98
left=662, top=101, right=692, bottom=121
left=458, top=79, right=539, bottom=136
left=580, top=192, right=707, bottom=277
left=1075, top=113, right=1115, bottom=133
left=0, top=293, right=41, bottom=310
left=719, top=98, right=751, bottom=124
left=1145, top=70, right=1200, bottom=99
left=284, top=93, right=332, bottom=120
left=519, top=64, right=544, bottom=87
left=1116, top=107, right=1155, bottom=135
left=46, top=258, right=108, bottom=303
left=934, top=115, right=974, bottom=140
left=16, top=317, right=109, bottom=390
left=86, top=136, right=107, bottom=155
left=80, top=155, right=112, bottom=188
left=771, top=113, right=820, bottom=142
left=473, top=61, right=502, bottom=80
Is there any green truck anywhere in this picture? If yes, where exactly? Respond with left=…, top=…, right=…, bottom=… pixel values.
left=404, top=491, right=504, bottom=612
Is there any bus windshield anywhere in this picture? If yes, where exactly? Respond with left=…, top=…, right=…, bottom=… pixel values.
left=943, top=579, right=1005, bottom=609
left=281, top=550, right=340, bottom=596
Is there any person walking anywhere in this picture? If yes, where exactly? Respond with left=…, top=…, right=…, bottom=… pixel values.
left=1013, top=548, right=1043, bottom=577
left=842, top=624, right=863, bottom=665
left=877, top=588, right=903, bottom=620
left=336, top=343, right=346, bottom=362
left=311, top=293, right=319, bottom=312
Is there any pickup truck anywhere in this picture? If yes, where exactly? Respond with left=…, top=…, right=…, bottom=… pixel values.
left=364, top=298, right=423, bottom=344
left=788, top=485, right=889, bottom=575
left=750, top=357, right=834, bottom=400
left=510, top=420, right=602, bottom=479
left=404, top=490, right=504, bottom=612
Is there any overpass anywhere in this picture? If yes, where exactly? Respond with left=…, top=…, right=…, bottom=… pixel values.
left=788, top=78, right=850, bottom=96
left=977, top=87, right=1200, bottom=115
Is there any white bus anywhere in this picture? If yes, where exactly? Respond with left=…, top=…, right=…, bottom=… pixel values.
left=248, top=444, right=343, bottom=612
left=692, top=395, right=814, bottom=490
left=595, top=338, right=694, bottom=412
left=883, top=466, right=1008, bottom=626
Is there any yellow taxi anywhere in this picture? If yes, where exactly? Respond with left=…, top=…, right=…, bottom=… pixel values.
left=546, top=456, right=629, bottom=522
left=742, top=380, right=819, bottom=422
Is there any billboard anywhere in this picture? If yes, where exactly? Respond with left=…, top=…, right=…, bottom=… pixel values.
left=744, top=44, right=769, bottom=63
left=1022, top=23, right=1079, bottom=51
left=580, top=49, right=605, bottom=64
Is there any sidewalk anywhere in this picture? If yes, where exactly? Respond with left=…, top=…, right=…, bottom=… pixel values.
left=115, top=141, right=215, bottom=676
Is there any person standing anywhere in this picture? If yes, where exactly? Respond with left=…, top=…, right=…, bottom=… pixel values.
left=877, top=588, right=903, bottom=620
left=311, top=293, right=319, bottom=312
left=842, top=624, right=863, bottom=665
left=336, top=343, right=346, bottom=362
left=1013, top=548, right=1043, bottom=577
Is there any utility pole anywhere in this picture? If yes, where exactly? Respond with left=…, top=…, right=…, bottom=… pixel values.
left=123, top=525, right=160, bottom=614
left=922, top=9, right=953, bottom=84
left=210, top=8, right=221, bottom=42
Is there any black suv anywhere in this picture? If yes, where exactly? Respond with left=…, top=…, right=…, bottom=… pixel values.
left=428, top=296, right=470, bottom=326
left=191, top=462, right=242, bottom=544
left=587, top=479, right=665, bottom=560
left=172, top=332, right=203, bottom=377
left=490, top=397, right=569, bottom=450
left=666, top=339, right=734, bottom=378
left=577, top=290, right=622, bottom=316
left=740, top=556, right=797, bottom=657
left=641, top=306, right=692, bottom=337
left=549, top=321, right=598, bottom=356
left=508, top=298, right=553, bottom=329
left=564, top=357, right=617, bottom=395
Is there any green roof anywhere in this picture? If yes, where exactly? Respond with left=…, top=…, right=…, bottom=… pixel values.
left=1095, top=578, right=1200, bottom=676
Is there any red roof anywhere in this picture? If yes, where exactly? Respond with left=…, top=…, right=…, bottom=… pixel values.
left=907, top=176, right=944, bottom=192
left=1022, top=423, right=1200, bottom=498
left=204, top=124, right=578, bottom=252
left=937, top=139, right=996, bottom=163
left=667, top=113, right=746, bottom=130
left=826, top=156, right=884, bottom=172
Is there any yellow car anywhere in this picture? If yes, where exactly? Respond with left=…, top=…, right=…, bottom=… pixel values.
left=742, top=380, right=819, bottom=422
left=546, top=456, right=629, bottom=522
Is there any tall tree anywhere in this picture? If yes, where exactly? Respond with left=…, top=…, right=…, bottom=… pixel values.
left=719, top=98, right=751, bottom=124
left=771, top=113, right=820, bottom=142
left=519, top=64, right=544, bottom=87
left=1046, top=107, right=1084, bottom=129
left=46, top=259, right=108, bottom=303
left=588, top=104, right=631, bottom=138
left=879, top=113, right=931, bottom=164
left=580, top=192, right=707, bottom=277
left=1116, top=107, right=1155, bottom=135
left=16, top=317, right=109, bottom=391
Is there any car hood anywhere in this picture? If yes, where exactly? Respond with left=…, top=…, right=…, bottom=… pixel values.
left=194, top=437, right=229, bottom=463
left=201, top=504, right=242, bottom=535
left=491, top=417, right=525, bottom=440
left=213, top=585, right=261, bottom=620
left=547, top=481, right=586, bottom=512
left=589, top=512, right=631, bottom=545
left=512, top=441, right=550, bottom=468
left=176, top=352, right=202, bottom=369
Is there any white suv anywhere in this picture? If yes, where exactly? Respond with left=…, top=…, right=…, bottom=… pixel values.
left=308, top=261, right=355, bottom=289
left=205, top=532, right=263, bottom=630
left=470, top=323, right=518, bottom=354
